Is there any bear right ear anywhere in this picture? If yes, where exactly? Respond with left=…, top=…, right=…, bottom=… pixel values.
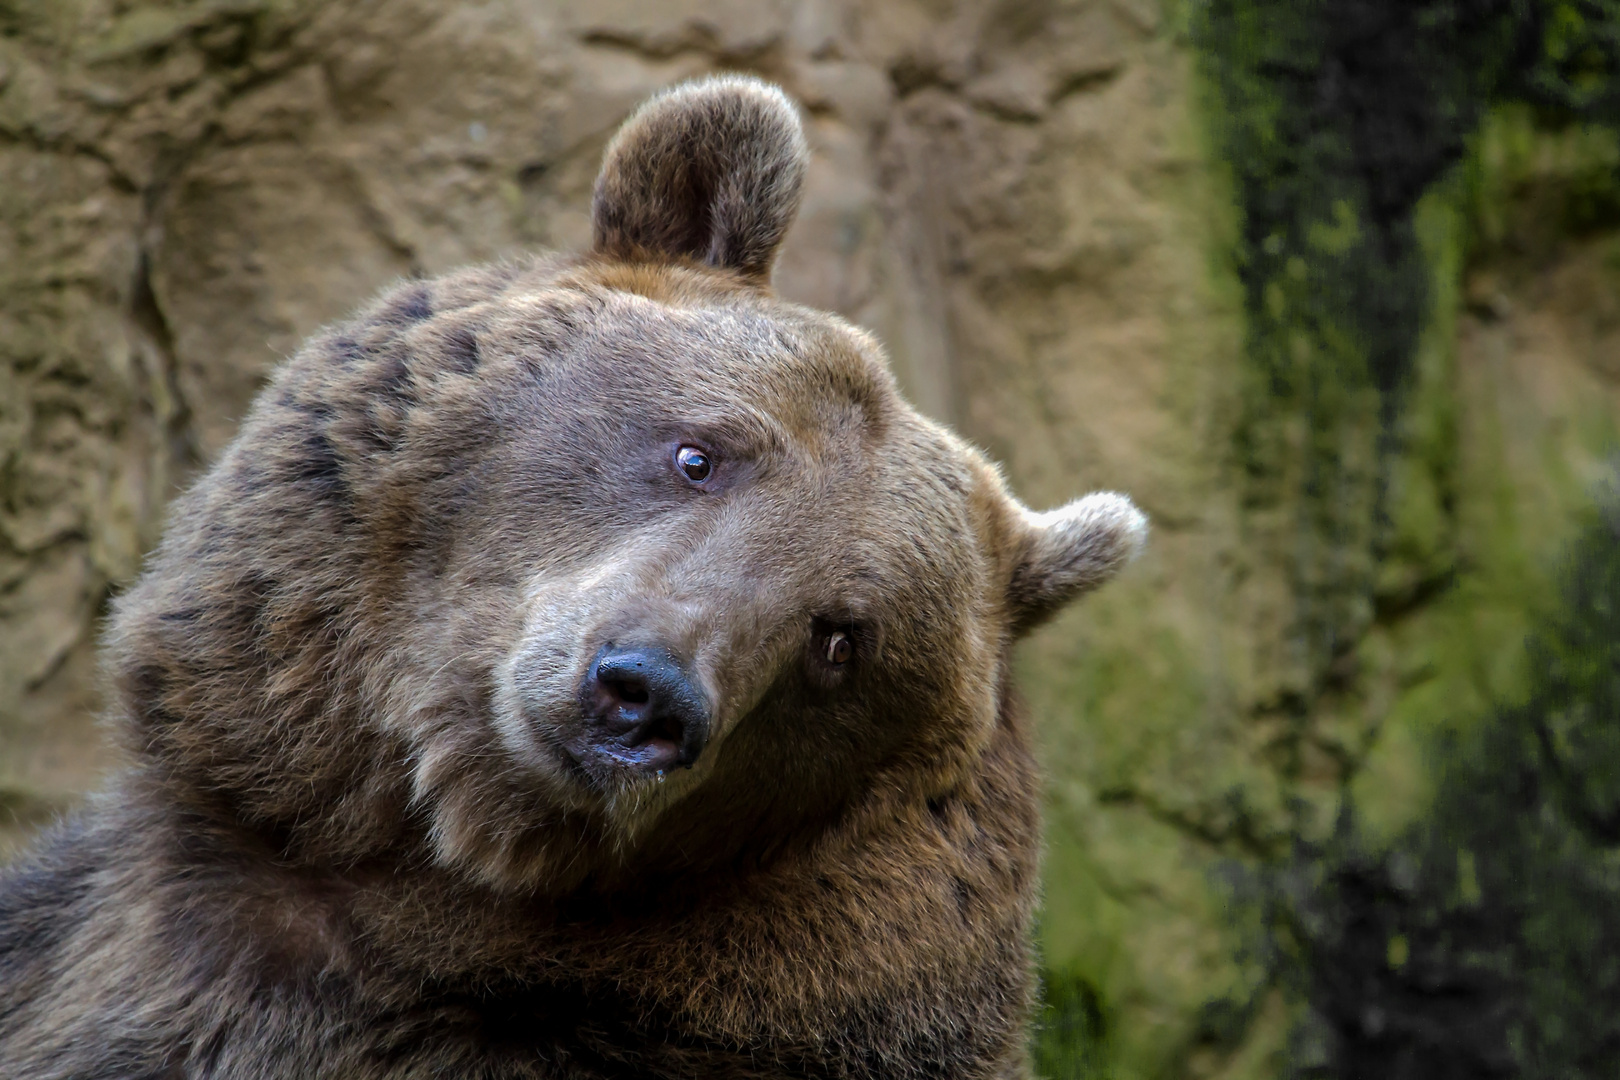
left=1007, top=492, right=1148, bottom=635
left=591, top=75, right=810, bottom=283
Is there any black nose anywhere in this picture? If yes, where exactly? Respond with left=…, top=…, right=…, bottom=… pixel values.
left=582, top=645, right=711, bottom=772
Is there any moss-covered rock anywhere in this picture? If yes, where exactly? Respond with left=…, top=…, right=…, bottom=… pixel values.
left=1023, top=3, right=1620, bottom=1077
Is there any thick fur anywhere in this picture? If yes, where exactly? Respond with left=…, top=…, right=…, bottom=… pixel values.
left=0, top=77, right=1144, bottom=1079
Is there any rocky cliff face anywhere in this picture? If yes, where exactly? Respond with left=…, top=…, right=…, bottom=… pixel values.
left=3, top=2, right=1618, bottom=1078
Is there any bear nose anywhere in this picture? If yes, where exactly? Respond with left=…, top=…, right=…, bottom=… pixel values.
left=583, top=645, right=711, bottom=772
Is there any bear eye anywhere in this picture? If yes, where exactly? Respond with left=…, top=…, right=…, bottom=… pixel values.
left=675, top=445, right=712, bottom=483
left=824, top=631, right=853, bottom=666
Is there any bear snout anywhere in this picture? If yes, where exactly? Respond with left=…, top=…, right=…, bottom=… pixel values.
left=575, top=644, right=712, bottom=776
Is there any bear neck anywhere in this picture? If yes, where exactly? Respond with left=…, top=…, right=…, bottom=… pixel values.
left=109, top=683, right=1038, bottom=1016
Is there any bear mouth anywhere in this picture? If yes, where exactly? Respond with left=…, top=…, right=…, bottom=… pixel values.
left=577, top=704, right=689, bottom=775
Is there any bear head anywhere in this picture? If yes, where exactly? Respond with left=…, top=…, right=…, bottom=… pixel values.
left=109, top=76, right=1146, bottom=894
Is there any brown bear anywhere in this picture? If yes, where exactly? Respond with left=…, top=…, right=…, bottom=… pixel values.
left=0, top=76, right=1145, bottom=1079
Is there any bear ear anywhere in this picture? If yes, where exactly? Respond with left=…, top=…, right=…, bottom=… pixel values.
left=591, top=75, right=810, bottom=282
left=1007, top=492, right=1148, bottom=634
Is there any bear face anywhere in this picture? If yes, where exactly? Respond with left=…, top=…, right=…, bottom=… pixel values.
left=109, top=77, right=1145, bottom=897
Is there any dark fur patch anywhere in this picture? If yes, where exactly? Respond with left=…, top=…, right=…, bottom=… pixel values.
left=951, top=876, right=973, bottom=920
left=354, top=414, right=400, bottom=455
left=329, top=336, right=366, bottom=366
left=387, top=285, right=434, bottom=326
left=443, top=326, right=481, bottom=374
left=373, top=354, right=413, bottom=401
left=290, top=431, right=344, bottom=495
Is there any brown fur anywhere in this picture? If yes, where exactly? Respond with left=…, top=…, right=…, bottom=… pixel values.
left=0, top=76, right=1146, bottom=1079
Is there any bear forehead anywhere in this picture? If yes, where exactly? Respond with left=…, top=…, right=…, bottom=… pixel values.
left=303, top=265, right=1001, bottom=571
left=402, top=277, right=1005, bottom=583
left=477, top=279, right=898, bottom=444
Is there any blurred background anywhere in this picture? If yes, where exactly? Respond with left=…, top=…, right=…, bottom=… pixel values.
left=2, top=0, right=1619, bottom=1076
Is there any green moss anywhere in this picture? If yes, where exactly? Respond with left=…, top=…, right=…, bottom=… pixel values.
left=1039, top=811, right=1258, bottom=1080
left=1033, top=967, right=1109, bottom=1079
left=1011, top=4, right=1620, bottom=1077
left=1270, top=490, right=1620, bottom=1078
left=1467, top=105, right=1620, bottom=260
left=1028, top=583, right=1296, bottom=1079
left=1025, top=4, right=1620, bottom=1075
left=1180, top=2, right=1620, bottom=1075
left=1194, top=0, right=1518, bottom=701
left=1183, top=0, right=1620, bottom=847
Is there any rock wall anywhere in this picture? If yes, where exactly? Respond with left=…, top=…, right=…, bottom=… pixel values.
left=3, top=2, right=1618, bottom=1078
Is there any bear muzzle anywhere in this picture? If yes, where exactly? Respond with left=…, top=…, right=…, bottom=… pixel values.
left=573, top=643, right=712, bottom=777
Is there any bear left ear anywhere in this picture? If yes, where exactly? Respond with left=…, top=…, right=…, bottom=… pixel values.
left=591, top=75, right=810, bottom=282
left=1007, top=492, right=1148, bottom=634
